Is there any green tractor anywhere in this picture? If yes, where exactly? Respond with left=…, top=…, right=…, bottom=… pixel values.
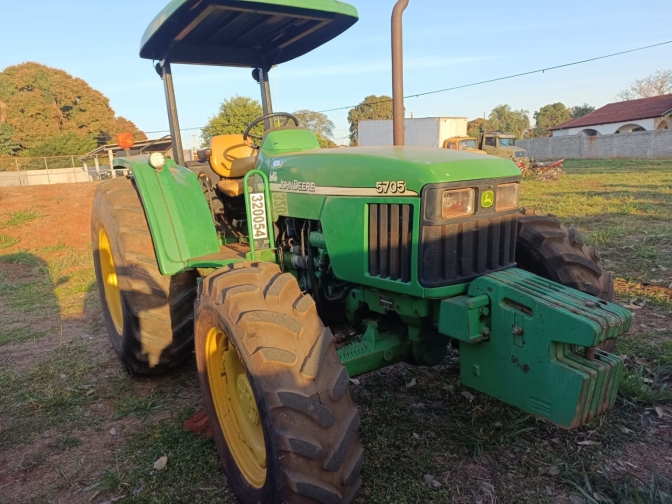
left=91, top=1, right=629, bottom=502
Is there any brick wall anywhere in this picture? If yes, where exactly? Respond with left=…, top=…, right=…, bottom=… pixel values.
left=517, top=129, right=672, bottom=160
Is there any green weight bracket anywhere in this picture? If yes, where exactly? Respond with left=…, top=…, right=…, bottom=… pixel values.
left=440, top=269, right=630, bottom=428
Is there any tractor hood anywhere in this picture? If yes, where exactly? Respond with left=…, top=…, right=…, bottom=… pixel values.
left=259, top=146, right=521, bottom=197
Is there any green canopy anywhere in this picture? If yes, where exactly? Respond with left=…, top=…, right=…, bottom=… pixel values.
left=140, top=0, right=359, bottom=68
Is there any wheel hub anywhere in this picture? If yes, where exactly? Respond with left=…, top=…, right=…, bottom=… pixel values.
left=98, top=228, right=123, bottom=334
left=206, top=327, right=267, bottom=488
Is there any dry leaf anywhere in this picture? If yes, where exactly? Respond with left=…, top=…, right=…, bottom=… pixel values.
left=619, top=426, right=633, bottom=434
left=153, top=455, right=168, bottom=471
left=431, top=479, right=442, bottom=488
left=405, top=378, right=417, bottom=389
left=443, top=385, right=455, bottom=395
left=423, top=474, right=434, bottom=485
left=569, top=495, right=587, bottom=504
left=412, top=433, right=420, bottom=439
left=349, top=378, right=360, bottom=386
left=576, top=440, right=600, bottom=446
left=655, top=406, right=664, bottom=418
left=478, top=480, right=495, bottom=495
left=461, top=391, right=475, bottom=402
left=546, top=466, right=560, bottom=476
left=109, top=427, right=117, bottom=436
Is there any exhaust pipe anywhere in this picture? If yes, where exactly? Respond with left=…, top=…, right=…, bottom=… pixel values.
left=392, top=0, right=409, bottom=146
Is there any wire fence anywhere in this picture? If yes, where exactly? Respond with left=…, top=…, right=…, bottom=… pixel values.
left=0, top=154, right=118, bottom=187
left=0, top=155, right=87, bottom=172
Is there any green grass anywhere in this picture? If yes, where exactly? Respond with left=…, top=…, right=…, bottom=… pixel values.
left=91, top=407, right=230, bottom=503
left=0, top=344, right=97, bottom=449
left=0, top=326, right=47, bottom=346
left=113, top=391, right=166, bottom=420
left=0, top=233, right=19, bottom=249
left=3, top=208, right=42, bottom=227
left=41, top=242, right=67, bottom=253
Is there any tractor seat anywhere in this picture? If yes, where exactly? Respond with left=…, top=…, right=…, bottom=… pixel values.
left=197, top=134, right=257, bottom=197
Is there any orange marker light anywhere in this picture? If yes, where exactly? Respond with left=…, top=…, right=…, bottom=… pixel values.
left=116, top=132, right=135, bottom=150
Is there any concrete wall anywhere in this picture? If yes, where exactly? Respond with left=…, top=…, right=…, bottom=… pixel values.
left=0, top=166, right=114, bottom=187
left=517, top=129, right=672, bottom=160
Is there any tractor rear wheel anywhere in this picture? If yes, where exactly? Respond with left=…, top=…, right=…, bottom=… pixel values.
left=516, top=208, right=616, bottom=351
left=195, top=262, right=363, bottom=504
left=91, top=177, right=197, bottom=374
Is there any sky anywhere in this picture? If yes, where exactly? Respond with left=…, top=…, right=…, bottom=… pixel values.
left=2, top=0, right=672, bottom=147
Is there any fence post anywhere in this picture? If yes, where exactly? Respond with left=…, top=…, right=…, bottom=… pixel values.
left=71, top=156, right=75, bottom=168
left=108, top=149, right=116, bottom=178
left=44, top=157, right=51, bottom=185
left=94, top=155, right=101, bottom=180
left=14, top=158, right=20, bottom=186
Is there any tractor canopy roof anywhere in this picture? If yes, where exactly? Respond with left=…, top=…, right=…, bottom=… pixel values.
left=140, top=0, right=358, bottom=68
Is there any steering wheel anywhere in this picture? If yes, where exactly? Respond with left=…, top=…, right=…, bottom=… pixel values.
left=243, top=112, right=300, bottom=148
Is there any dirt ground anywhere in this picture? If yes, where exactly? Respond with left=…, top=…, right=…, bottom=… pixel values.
left=1, top=162, right=671, bottom=504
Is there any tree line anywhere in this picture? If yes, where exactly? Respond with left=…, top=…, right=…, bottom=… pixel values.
left=0, top=62, right=145, bottom=159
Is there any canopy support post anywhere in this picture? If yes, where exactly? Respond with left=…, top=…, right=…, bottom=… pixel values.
left=259, top=65, right=274, bottom=130
left=159, top=61, right=185, bottom=166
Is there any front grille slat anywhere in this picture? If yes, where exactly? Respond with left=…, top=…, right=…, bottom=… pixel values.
left=442, top=224, right=458, bottom=281
left=400, top=205, right=411, bottom=283
left=477, top=221, right=489, bottom=273
left=389, top=204, right=400, bottom=281
left=420, top=213, right=518, bottom=287
left=460, top=221, right=474, bottom=276
left=379, top=204, right=389, bottom=278
left=369, top=205, right=379, bottom=277
left=369, top=203, right=413, bottom=283
left=489, top=217, right=501, bottom=270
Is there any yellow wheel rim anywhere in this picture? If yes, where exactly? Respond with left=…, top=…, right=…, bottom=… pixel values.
left=206, top=327, right=267, bottom=488
left=98, top=228, right=123, bottom=334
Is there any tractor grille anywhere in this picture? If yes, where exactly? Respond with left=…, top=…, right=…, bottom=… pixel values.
left=419, top=214, right=518, bottom=287
left=369, top=203, right=413, bottom=283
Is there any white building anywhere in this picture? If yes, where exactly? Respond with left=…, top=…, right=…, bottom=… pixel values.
left=550, top=94, right=672, bottom=137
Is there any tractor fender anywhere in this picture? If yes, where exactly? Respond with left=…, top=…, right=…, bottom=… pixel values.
left=114, top=156, right=220, bottom=275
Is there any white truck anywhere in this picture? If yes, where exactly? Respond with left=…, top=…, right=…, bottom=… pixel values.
left=358, top=117, right=468, bottom=147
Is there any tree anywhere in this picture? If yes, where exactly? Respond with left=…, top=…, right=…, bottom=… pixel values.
left=293, top=109, right=337, bottom=148
left=27, top=132, right=98, bottom=157
left=534, top=103, right=571, bottom=129
left=488, top=104, right=530, bottom=139
left=202, top=96, right=263, bottom=143
left=294, top=109, right=335, bottom=138
left=571, top=103, right=596, bottom=119
left=347, top=95, right=393, bottom=145
left=617, top=70, right=672, bottom=101
left=0, top=62, right=145, bottom=154
left=467, top=118, right=488, bottom=139
left=0, top=123, right=19, bottom=156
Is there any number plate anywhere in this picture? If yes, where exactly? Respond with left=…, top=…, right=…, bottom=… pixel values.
left=248, top=192, right=268, bottom=241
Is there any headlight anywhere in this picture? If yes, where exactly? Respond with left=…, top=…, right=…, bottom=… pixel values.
left=442, top=188, right=475, bottom=219
left=148, top=152, right=166, bottom=170
left=496, top=183, right=519, bottom=211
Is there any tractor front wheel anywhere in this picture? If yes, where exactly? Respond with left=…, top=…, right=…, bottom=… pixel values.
left=91, top=177, right=197, bottom=374
left=516, top=208, right=616, bottom=351
left=195, top=262, right=363, bottom=504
